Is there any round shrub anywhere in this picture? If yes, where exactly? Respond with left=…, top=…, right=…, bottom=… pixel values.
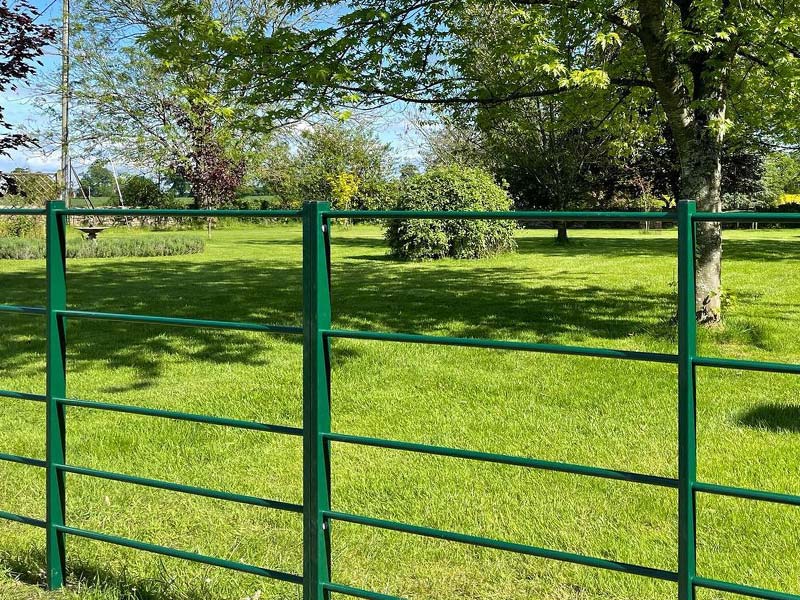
left=121, top=175, right=165, bottom=208
left=386, top=166, right=516, bottom=260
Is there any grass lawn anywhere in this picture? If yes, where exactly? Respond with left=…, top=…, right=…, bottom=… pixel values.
left=0, top=223, right=799, bottom=600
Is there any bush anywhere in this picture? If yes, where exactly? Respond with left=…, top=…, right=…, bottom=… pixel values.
left=386, top=166, right=516, bottom=260
left=0, top=215, right=44, bottom=238
left=121, top=175, right=165, bottom=208
left=0, top=235, right=205, bottom=260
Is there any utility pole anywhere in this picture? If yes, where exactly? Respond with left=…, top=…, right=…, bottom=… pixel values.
left=60, top=0, right=70, bottom=206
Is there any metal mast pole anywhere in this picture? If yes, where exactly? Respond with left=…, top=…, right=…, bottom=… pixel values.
left=60, top=0, right=70, bottom=206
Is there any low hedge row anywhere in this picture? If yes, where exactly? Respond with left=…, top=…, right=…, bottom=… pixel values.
left=0, top=235, right=205, bottom=260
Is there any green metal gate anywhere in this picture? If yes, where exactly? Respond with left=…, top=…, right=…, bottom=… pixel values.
left=0, top=200, right=799, bottom=600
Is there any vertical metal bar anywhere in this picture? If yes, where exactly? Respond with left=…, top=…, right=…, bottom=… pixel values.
left=45, top=199, right=68, bottom=589
left=303, top=201, right=333, bottom=600
left=677, top=199, right=698, bottom=600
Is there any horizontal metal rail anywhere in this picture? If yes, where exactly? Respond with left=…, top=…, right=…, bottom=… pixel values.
left=695, top=577, right=800, bottom=600
left=694, top=356, right=800, bottom=375
left=0, top=452, right=46, bottom=468
left=0, top=305, right=46, bottom=316
left=0, top=208, right=46, bottom=216
left=0, top=510, right=46, bottom=528
left=695, top=481, right=800, bottom=507
left=0, top=389, right=46, bottom=403
left=57, top=309, right=303, bottom=336
left=325, top=210, right=677, bottom=222
left=59, top=208, right=302, bottom=218
left=324, top=511, right=678, bottom=582
left=325, top=329, right=678, bottom=365
left=56, top=463, right=303, bottom=514
left=324, top=432, right=678, bottom=488
left=324, top=582, right=404, bottom=600
left=694, top=212, right=800, bottom=223
left=54, top=524, right=303, bottom=585
left=57, top=397, right=303, bottom=437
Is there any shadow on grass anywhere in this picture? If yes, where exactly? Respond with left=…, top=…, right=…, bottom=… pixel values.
left=0, top=237, right=678, bottom=389
left=1, top=549, right=242, bottom=600
left=737, top=404, right=800, bottom=433
left=2, top=229, right=797, bottom=389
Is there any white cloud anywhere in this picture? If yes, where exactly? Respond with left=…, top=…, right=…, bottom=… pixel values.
left=0, top=149, right=60, bottom=173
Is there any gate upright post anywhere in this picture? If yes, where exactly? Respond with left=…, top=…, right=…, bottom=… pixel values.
left=303, top=201, right=333, bottom=600
left=677, top=199, right=698, bottom=600
left=45, top=199, right=67, bottom=589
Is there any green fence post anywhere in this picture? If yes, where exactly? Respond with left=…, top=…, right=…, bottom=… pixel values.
left=677, top=199, right=698, bottom=600
left=303, top=201, right=333, bottom=600
left=45, top=199, right=67, bottom=589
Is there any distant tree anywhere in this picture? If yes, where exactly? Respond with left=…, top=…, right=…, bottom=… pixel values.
left=81, top=161, right=115, bottom=198
left=292, top=121, right=395, bottom=210
left=173, top=106, right=245, bottom=210
left=0, top=1, right=55, bottom=193
left=163, top=172, right=190, bottom=197
left=763, top=152, right=800, bottom=205
left=399, top=163, right=419, bottom=179
left=63, top=0, right=279, bottom=206
left=251, top=141, right=302, bottom=207
left=120, top=175, right=164, bottom=208
left=721, top=146, right=767, bottom=199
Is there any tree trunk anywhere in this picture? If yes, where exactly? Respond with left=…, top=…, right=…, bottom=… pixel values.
left=677, top=135, right=723, bottom=324
left=556, top=223, right=568, bottom=244
left=636, top=0, right=731, bottom=324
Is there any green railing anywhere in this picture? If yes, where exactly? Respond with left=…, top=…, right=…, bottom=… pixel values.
left=0, top=200, right=798, bottom=600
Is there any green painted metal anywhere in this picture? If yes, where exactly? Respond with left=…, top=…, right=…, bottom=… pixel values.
left=325, top=328, right=678, bottom=364
left=56, top=463, right=303, bottom=513
left=694, top=355, right=800, bottom=375
left=57, top=397, right=303, bottom=436
left=0, top=304, right=46, bottom=315
left=0, top=208, right=46, bottom=216
left=0, top=389, right=46, bottom=402
left=302, top=201, right=333, bottom=600
left=44, top=199, right=68, bottom=590
left=325, top=209, right=677, bottom=221
left=58, top=309, right=303, bottom=336
left=0, top=510, right=46, bottom=528
left=0, top=452, right=46, bottom=468
left=1, top=200, right=800, bottom=599
left=324, top=432, right=678, bottom=488
left=324, top=582, right=404, bottom=600
left=694, top=578, right=800, bottom=600
left=54, top=524, right=304, bottom=585
left=324, top=510, right=678, bottom=582
left=60, top=208, right=302, bottom=218
left=694, top=481, right=800, bottom=507
left=677, top=200, right=698, bottom=600
left=694, top=212, right=800, bottom=223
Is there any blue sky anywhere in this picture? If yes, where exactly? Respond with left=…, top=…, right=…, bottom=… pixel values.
left=1, top=0, right=421, bottom=176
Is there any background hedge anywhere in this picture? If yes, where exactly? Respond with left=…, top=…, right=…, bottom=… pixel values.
left=0, top=235, right=205, bottom=260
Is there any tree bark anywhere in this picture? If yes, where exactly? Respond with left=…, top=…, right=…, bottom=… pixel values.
left=636, top=0, right=729, bottom=323
left=677, top=135, right=723, bottom=323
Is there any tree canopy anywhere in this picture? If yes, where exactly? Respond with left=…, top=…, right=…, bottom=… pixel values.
left=155, top=0, right=800, bottom=320
left=0, top=0, right=55, bottom=194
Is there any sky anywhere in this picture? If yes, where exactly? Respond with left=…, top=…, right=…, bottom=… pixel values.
left=0, top=0, right=64, bottom=173
left=0, top=0, right=422, bottom=176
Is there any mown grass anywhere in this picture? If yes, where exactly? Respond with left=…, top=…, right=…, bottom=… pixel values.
left=0, top=224, right=799, bottom=600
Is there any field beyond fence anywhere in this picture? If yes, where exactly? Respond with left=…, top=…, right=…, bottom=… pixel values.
left=0, top=202, right=799, bottom=600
